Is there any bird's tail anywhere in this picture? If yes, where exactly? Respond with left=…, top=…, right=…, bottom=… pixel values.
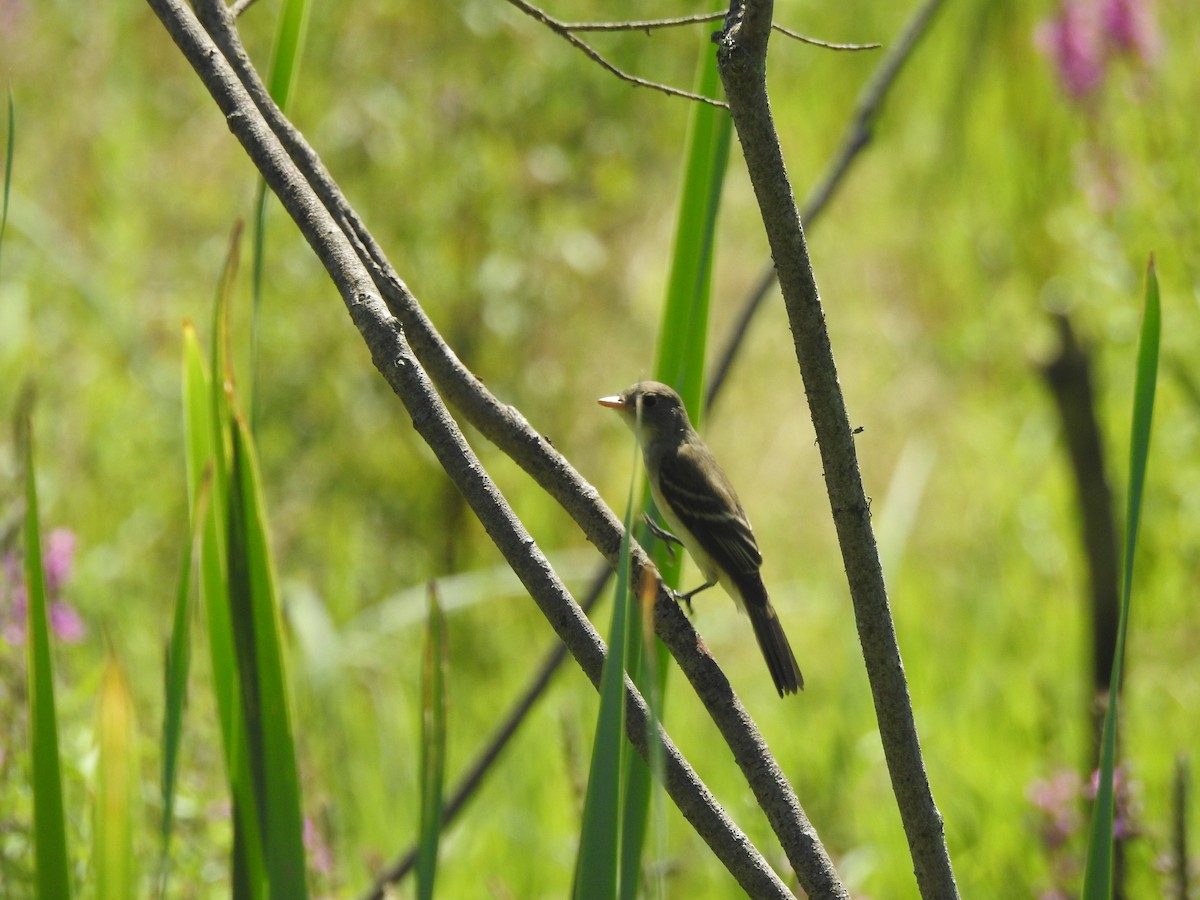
left=738, top=574, right=804, bottom=696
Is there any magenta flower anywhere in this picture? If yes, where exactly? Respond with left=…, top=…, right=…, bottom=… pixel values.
left=1, top=551, right=25, bottom=644
left=50, top=602, right=87, bottom=643
left=1100, top=0, right=1160, bottom=62
left=0, top=529, right=86, bottom=644
left=1087, top=765, right=1141, bottom=840
left=304, top=816, right=334, bottom=876
left=1037, top=0, right=1106, bottom=99
left=1029, top=770, right=1083, bottom=850
left=44, top=529, right=76, bottom=594
left=1037, top=0, right=1160, bottom=102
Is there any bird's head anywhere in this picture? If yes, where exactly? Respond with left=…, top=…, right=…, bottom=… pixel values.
left=597, top=381, right=693, bottom=445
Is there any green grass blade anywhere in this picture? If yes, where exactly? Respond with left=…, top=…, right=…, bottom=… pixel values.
left=96, top=655, right=137, bottom=900
left=266, top=0, right=311, bottom=111
left=1, top=90, right=13, bottom=281
left=1082, top=256, right=1161, bottom=898
left=228, top=414, right=308, bottom=900
left=654, top=46, right=731, bottom=420
left=23, top=423, right=72, bottom=900
left=574, top=482, right=637, bottom=900
left=210, top=222, right=241, bottom=451
left=158, top=456, right=212, bottom=895
left=184, top=321, right=239, bottom=759
left=188, top=269, right=267, bottom=899
left=250, top=184, right=267, bottom=423
left=579, top=521, right=636, bottom=897
left=629, top=564, right=668, bottom=900
left=1120, top=258, right=1160, bottom=611
left=416, top=586, right=448, bottom=900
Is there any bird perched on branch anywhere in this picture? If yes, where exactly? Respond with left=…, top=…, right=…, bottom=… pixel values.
left=598, top=381, right=803, bottom=696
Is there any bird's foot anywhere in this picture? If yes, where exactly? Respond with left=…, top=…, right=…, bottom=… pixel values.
left=642, top=514, right=682, bottom=561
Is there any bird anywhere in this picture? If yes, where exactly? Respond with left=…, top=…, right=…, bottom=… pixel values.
left=598, top=381, right=803, bottom=696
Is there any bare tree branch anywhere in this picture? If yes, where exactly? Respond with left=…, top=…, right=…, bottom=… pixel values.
left=501, top=0, right=730, bottom=108
left=714, top=1, right=959, bottom=898
left=151, top=0, right=843, bottom=894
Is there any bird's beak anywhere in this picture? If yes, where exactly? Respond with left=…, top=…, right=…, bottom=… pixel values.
left=597, top=395, right=625, bottom=410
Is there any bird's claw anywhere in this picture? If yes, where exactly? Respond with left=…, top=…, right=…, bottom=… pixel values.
left=642, top=513, right=682, bottom=562
left=671, top=589, right=694, bottom=617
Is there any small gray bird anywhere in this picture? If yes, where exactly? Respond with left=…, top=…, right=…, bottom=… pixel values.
left=598, top=381, right=803, bottom=696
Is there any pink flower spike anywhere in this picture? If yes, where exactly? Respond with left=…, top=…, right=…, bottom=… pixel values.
left=1100, top=0, right=1161, bottom=63
left=304, top=817, right=334, bottom=875
left=3, top=580, right=28, bottom=645
left=1037, top=0, right=1107, bottom=99
left=44, top=529, right=77, bottom=595
left=50, top=601, right=86, bottom=643
left=1, top=550, right=19, bottom=587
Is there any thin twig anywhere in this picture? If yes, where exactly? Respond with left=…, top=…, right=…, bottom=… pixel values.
left=708, top=0, right=944, bottom=412
left=563, top=12, right=880, bottom=52
left=716, top=0, right=959, bottom=897
left=227, top=0, right=257, bottom=18
left=562, top=11, right=724, bottom=32
left=769, top=24, right=879, bottom=50
left=503, top=0, right=729, bottom=108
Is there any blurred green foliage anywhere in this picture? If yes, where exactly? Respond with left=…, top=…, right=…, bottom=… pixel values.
left=1, top=0, right=1198, bottom=896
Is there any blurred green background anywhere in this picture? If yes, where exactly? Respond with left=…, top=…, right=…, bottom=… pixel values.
left=1, top=0, right=1197, bottom=896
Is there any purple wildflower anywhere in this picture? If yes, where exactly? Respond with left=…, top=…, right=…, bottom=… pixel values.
left=304, top=816, right=334, bottom=876
left=1037, top=0, right=1160, bottom=101
left=44, top=529, right=76, bottom=594
left=1030, top=770, right=1084, bottom=850
left=50, top=602, right=86, bottom=643
left=1087, top=765, right=1141, bottom=840
left=0, top=530, right=86, bottom=644
left=1037, top=0, right=1106, bottom=99
left=1101, top=0, right=1160, bottom=61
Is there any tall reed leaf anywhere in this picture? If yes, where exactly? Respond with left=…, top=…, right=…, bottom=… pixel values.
left=416, top=587, right=448, bottom=900
left=654, top=47, right=731, bottom=417
left=228, top=415, right=308, bottom=899
left=158, top=446, right=211, bottom=894
left=96, top=655, right=137, bottom=900
left=575, top=488, right=637, bottom=900
left=186, top=236, right=268, bottom=898
left=1082, top=256, right=1160, bottom=898
left=23, top=424, right=72, bottom=900
left=620, top=36, right=732, bottom=895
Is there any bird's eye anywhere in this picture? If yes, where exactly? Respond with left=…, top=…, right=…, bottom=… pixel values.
left=642, top=394, right=658, bottom=408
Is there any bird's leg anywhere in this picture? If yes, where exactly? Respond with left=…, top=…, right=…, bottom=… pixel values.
left=642, top=513, right=682, bottom=562
left=674, top=578, right=717, bottom=616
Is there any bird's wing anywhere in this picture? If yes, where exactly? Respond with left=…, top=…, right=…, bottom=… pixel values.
left=657, top=441, right=763, bottom=575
